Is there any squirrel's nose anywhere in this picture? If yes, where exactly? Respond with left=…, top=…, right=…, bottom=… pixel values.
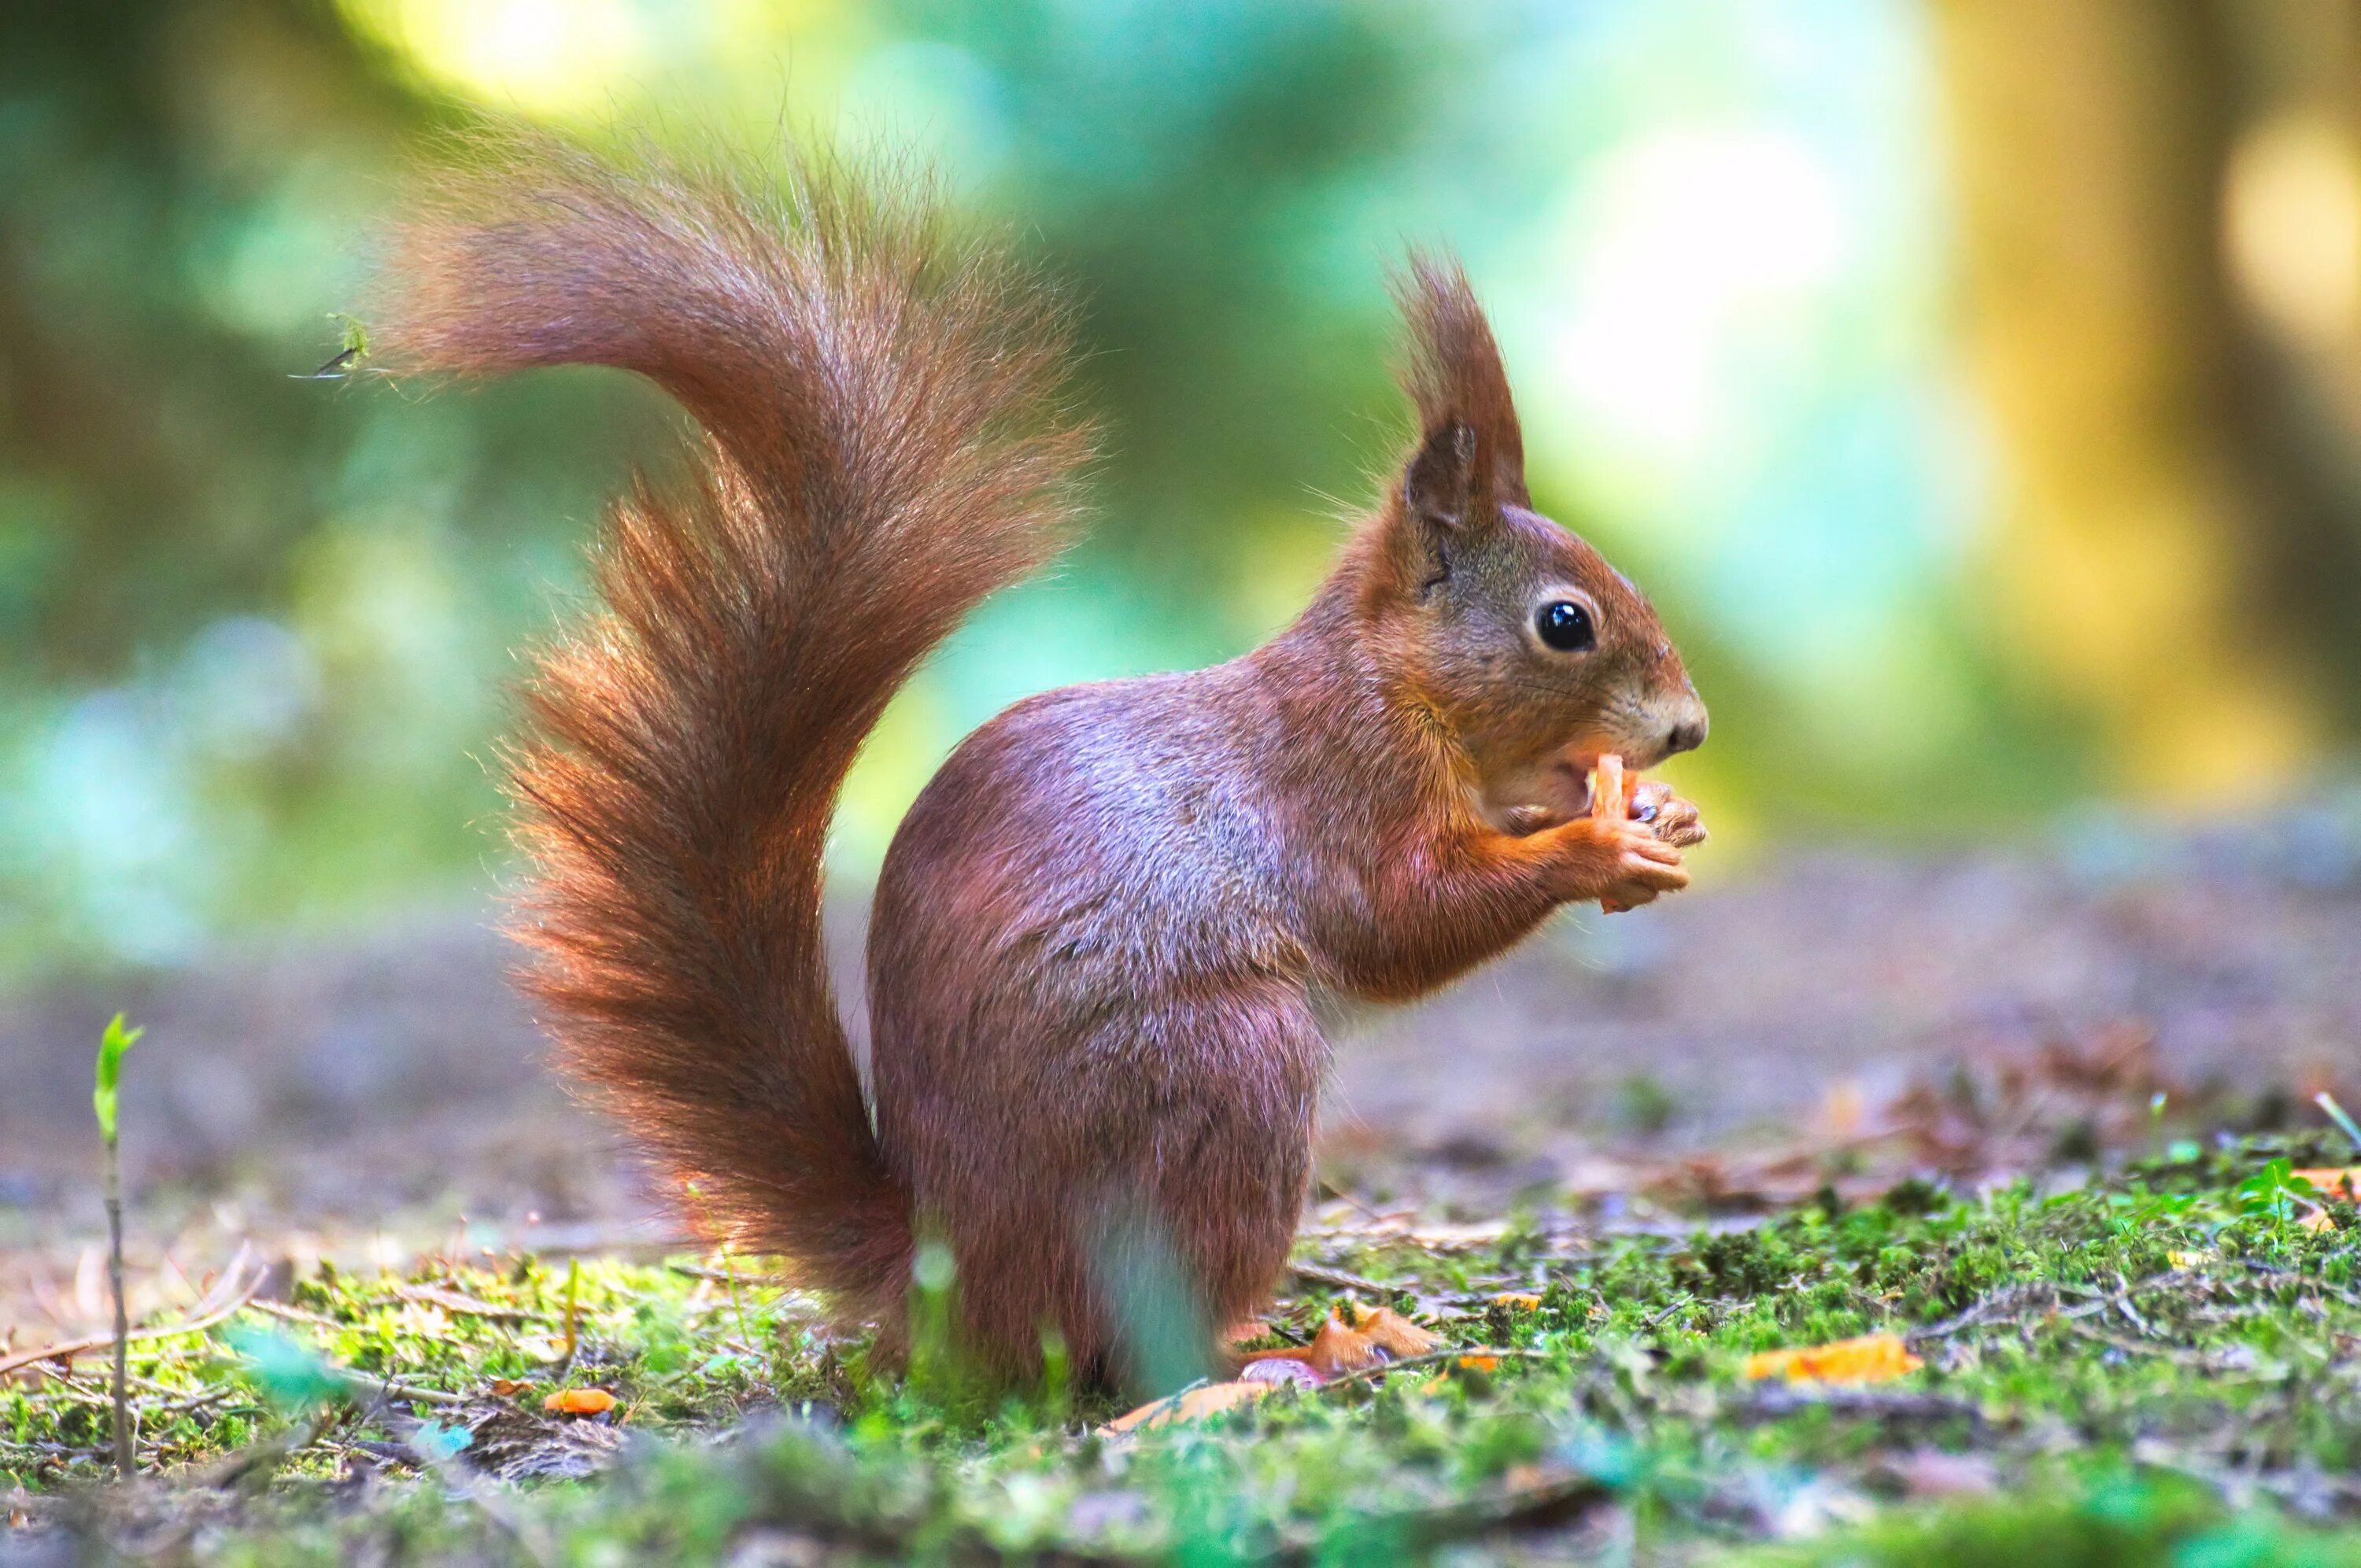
left=1663, top=714, right=1707, bottom=757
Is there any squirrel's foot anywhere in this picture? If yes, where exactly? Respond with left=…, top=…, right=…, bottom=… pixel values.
left=1235, top=1304, right=1440, bottom=1382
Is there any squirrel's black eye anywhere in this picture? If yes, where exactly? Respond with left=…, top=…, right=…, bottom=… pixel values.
left=1535, top=600, right=1595, bottom=652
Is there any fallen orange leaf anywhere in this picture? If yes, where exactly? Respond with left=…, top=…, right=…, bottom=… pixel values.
left=2295, top=1168, right=2361, bottom=1199
left=1743, top=1333, right=1921, bottom=1385
left=1102, top=1380, right=1273, bottom=1433
left=1351, top=1304, right=1441, bottom=1357
left=543, top=1387, right=616, bottom=1415
left=1491, top=1293, right=1543, bottom=1311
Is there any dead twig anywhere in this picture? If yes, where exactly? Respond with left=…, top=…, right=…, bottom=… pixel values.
left=1908, top=1282, right=2061, bottom=1341
left=2060, top=1319, right=2216, bottom=1368
left=1288, top=1261, right=1395, bottom=1297
left=239, top=1299, right=347, bottom=1334
left=1731, top=1382, right=1990, bottom=1433
left=1910, top=1269, right=2200, bottom=1345
left=359, top=1377, right=471, bottom=1409
left=1277, top=1468, right=1611, bottom=1560
left=386, top=1284, right=546, bottom=1323
left=1319, top=1347, right=1550, bottom=1391
left=0, top=1247, right=264, bottom=1384
left=2112, top=1271, right=2156, bottom=1337
left=667, top=1263, right=735, bottom=1284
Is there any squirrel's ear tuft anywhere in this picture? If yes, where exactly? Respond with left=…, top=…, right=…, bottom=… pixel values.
left=1391, top=252, right=1528, bottom=526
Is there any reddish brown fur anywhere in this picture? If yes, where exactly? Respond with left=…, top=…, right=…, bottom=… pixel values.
left=1392, top=250, right=1529, bottom=510
left=371, top=133, right=1706, bottom=1391
left=370, top=133, right=1089, bottom=1327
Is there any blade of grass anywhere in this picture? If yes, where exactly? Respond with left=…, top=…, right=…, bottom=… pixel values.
left=2315, top=1091, right=2361, bottom=1158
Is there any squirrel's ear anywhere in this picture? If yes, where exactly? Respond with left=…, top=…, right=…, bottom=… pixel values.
left=1404, top=419, right=1483, bottom=532
left=1391, top=252, right=1528, bottom=532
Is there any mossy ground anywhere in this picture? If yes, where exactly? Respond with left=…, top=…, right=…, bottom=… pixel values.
left=7, top=1133, right=2361, bottom=1564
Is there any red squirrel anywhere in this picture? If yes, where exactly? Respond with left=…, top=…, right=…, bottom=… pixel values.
left=370, top=134, right=1708, bottom=1389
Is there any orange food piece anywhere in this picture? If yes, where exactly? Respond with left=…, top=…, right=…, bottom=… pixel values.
left=1594, top=754, right=1631, bottom=912
left=1592, top=754, right=1628, bottom=825
left=1743, top=1332, right=1921, bottom=1385
left=542, top=1387, right=617, bottom=1415
left=1102, top=1379, right=1273, bottom=1433
left=1492, top=1292, right=1543, bottom=1311
left=1456, top=1353, right=1500, bottom=1372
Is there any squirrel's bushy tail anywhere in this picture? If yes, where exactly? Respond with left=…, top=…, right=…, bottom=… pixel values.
left=371, top=133, right=1090, bottom=1319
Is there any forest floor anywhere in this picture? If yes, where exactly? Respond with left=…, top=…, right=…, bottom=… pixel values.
left=5, top=796, right=2361, bottom=1563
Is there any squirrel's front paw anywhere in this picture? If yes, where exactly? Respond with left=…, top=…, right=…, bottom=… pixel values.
left=1552, top=815, right=1689, bottom=910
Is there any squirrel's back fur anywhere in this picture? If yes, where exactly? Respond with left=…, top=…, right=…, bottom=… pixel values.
left=369, top=135, right=1092, bottom=1323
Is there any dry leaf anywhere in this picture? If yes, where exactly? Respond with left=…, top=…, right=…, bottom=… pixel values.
left=1352, top=1304, right=1441, bottom=1357
left=1246, top=1316, right=1380, bottom=1379
left=1102, top=1380, right=1273, bottom=1433
left=1236, top=1306, right=1439, bottom=1382
left=1405, top=1219, right=1512, bottom=1251
left=490, top=1378, right=529, bottom=1397
left=394, top=1284, right=541, bottom=1322
left=542, top=1387, right=616, bottom=1416
left=1743, top=1332, right=1921, bottom=1385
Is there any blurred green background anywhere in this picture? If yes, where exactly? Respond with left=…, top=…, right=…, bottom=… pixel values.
left=7, top=0, right=2361, bottom=979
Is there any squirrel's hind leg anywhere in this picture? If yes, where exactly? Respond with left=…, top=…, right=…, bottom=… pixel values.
left=1084, top=983, right=1326, bottom=1391
left=918, top=981, right=1327, bottom=1396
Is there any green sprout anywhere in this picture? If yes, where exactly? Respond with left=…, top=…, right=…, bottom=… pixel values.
left=92, top=1011, right=142, bottom=1146
left=93, top=1012, right=144, bottom=1481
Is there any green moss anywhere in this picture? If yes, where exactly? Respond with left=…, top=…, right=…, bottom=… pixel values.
left=7, top=1136, right=2361, bottom=1562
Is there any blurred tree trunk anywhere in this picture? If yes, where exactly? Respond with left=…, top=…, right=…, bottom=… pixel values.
left=1934, top=0, right=2361, bottom=802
